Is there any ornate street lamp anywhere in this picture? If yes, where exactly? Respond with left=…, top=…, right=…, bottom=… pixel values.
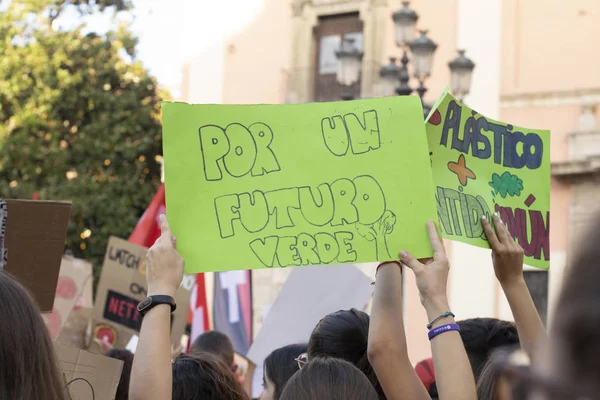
left=379, top=57, right=401, bottom=97
left=381, top=1, right=476, bottom=119
left=448, top=49, right=476, bottom=102
left=391, top=1, right=419, bottom=95
left=392, top=0, right=419, bottom=47
left=335, top=37, right=363, bottom=100
left=409, top=29, right=438, bottom=101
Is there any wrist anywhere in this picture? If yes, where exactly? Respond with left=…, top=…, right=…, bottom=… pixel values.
left=423, top=295, right=450, bottom=319
left=148, top=284, right=177, bottom=298
left=499, top=276, right=526, bottom=291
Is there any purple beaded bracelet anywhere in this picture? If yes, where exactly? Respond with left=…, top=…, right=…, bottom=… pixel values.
left=428, top=323, right=460, bottom=341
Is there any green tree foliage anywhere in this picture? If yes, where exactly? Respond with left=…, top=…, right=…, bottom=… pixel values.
left=0, top=0, right=164, bottom=279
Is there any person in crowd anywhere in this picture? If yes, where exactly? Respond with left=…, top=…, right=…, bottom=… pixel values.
left=458, top=317, right=520, bottom=380
left=0, top=271, right=66, bottom=400
left=279, top=357, right=379, bottom=400
left=370, top=219, right=477, bottom=400
left=476, top=346, right=530, bottom=400
left=308, top=308, right=384, bottom=398
left=260, top=343, right=307, bottom=400
left=172, top=353, right=249, bottom=400
left=423, top=317, right=519, bottom=399
left=190, top=330, right=237, bottom=373
left=460, top=212, right=548, bottom=400
left=530, top=215, right=600, bottom=398
left=130, top=215, right=248, bottom=400
left=481, top=213, right=546, bottom=363
left=105, top=348, right=134, bottom=400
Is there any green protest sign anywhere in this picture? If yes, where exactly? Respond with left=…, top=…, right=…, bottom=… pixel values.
left=162, top=97, right=437, bottom=273
left=426, top=89, right=550, bottom=269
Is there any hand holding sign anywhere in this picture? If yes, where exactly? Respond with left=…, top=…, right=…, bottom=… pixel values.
left=481, top=213, right=525, bottom=286
left=401, top=221, right=450, bottom=310
left=146, top=215, right=184, bottom=297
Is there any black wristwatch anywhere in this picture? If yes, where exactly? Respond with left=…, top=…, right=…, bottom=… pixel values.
left=137, top=295, right=177, bottom=317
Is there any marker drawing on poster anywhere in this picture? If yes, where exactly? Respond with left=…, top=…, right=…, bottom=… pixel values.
left=162, top=97, right=438, bottom=273
left=426, top=88, right=550, bottom=269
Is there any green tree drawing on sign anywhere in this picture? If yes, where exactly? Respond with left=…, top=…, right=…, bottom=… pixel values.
left=0, top=0, right=165, bottom=280
left=489, top=172, right=524, bottom=198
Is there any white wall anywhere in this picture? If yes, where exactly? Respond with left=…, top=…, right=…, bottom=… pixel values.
left=448, top=0, right=502, bottom=319
left=182, top=43, right=225, bottom=104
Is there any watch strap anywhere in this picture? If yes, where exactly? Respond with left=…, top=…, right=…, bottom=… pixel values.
left=137, top=295, right=176, bottom=317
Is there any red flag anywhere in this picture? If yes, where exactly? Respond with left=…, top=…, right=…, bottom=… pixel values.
left=189, top=273, right=211, bottom=345
left=128, top=183, right=209, bottom=348
left=128, top=183, right=166, bottom=247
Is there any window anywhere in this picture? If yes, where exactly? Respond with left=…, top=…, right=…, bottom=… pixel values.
left=523, top=270, right=549, bottom=325
left=313, top=13, right=363, bottom=102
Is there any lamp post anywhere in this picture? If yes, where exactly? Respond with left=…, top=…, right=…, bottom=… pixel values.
left=379, top=57, right=402, bottom=97
left=448, top=49, right=476, bottom=102
left=335, top=37, right=363, bottom=100
left=392, top=1, right=418, bottom=96
left=384, top=1, right=475, bottom=117
left=409, top=30, right=437, bottom=101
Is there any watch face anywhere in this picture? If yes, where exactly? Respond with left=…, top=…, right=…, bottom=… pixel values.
left=138, top=297, right=152, bottom=312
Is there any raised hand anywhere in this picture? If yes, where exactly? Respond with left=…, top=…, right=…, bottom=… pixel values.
left=401, top=220, right=449, bottom=309
left=482, top=213, right=524, bottom=286
left=146, top=215, right=184, bottom=297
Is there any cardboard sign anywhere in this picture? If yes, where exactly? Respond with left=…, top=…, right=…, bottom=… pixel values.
left=43, top=257, right=92, bottom=340
left=91, top=236, right=193, bottom=353
left=162, top=97, right=438, bottom=273
left=426, top=90, right=550, bottom=269
left=55, top=342, right=123, bottom=400
left=246, top=264, right=372, bottom=365
left=0, top=199, right=71, bottom=311
left=57, top=307, right=93, bottom=350
left=56, top=263, right=95, bottom=349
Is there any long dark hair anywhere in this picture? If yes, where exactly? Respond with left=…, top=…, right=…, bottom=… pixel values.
left=0, top=271, right=66, bottom=400
left=308, top=309, right=384, bottom=399
left=263, top=343, right=307, bottom=400
left=172, top=353, right=250, bottom=400
left=280, top=357, right=379, bottom=400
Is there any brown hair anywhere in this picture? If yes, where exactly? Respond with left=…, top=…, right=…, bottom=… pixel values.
left=280, top=357, right=379, bottom=400
left=190, top=330, right=235, bottom=368
left=172, top=353, right=249, bottom=400
left=548, top=215, right=600, bottom=398
left=0, top=271, right=66, bottom=400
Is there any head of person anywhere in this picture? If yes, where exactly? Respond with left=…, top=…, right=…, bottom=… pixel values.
left=105, top=348, right=134, bottom=400
left=172, top=353, right=249, bottom=400
left=280, top=357, right=378, bottom=400
left=0, top=271, right=66, bottom=400
left=261, top=343, right=307, bottom=400
left=458, top=318, right=519, bottom=380
left=541, top=216, right=600, bottom=398
left=190, top=330, right=236, bottom=372
left=308, top=309, right=383, bottom=398
left=476, top=347, right=530, bottom=400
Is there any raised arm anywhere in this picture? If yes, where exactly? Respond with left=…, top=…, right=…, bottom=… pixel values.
left=368, top=261, right=431, bottom=400
left=130, top=215, right=184, bottom=400
left=482, top=213, right=547, bottom=359
left=402, top=221, right=477, bottom=400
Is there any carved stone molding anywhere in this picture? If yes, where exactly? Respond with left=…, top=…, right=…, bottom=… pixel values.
left=291, top=0, right=310, bottom=16
left=501, top=88, right=600, bottom=109
left=287, top=0, right=389, bottom=103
